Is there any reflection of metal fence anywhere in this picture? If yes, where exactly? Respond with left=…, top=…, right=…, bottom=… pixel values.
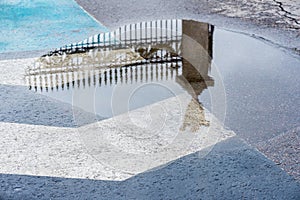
left=26, top=19, right=183, bottom=77
left=49, top=19, right=182, bottom=55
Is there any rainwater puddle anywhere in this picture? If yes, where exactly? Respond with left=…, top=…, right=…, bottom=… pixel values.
left=26, top=19, right=217, bottom=125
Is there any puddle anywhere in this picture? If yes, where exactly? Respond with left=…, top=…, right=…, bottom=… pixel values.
left=24, top=18, right=300, bottom=173
left=25, top=19, right=220, bottom=126
left=24, top=20, right=232, bottom=173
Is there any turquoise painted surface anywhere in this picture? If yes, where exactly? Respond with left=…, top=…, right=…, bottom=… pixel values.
left=0, top=0, right=108, bottom=53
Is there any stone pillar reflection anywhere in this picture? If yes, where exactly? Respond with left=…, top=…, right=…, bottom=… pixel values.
left=177, top=20, right=214, bottom=132
left=179, top=19, right=214, bottom=97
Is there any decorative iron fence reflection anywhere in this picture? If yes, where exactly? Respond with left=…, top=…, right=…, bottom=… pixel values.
left=26, top=19, right=183, bottom=75
left=25, top=19, right=214, bottom=92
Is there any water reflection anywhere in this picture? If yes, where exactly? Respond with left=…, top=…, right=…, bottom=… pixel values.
left=25, top=19, right=214, bottom=131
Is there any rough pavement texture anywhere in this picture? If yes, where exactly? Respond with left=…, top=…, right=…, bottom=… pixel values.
left=1, top=1, right=300, bottom=198
left=1, top=137, right=300, bottom=199
left=257, top=126, right=300, bottom=181
left=0, top=122, right=131, bottom=181
left=211, top=0, right=300, bottom=30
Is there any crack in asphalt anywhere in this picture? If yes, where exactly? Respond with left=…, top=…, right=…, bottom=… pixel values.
left=272, top=0, right=300, bottom=29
